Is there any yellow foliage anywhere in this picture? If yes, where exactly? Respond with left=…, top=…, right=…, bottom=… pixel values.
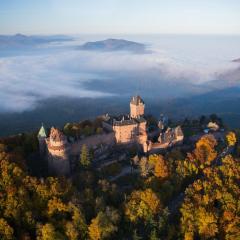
left=179, top=135, right=218, bottom=177
left=65, top=222, right=78, bottom=240
left=88, top=217, right=101, bottom=240
left=196, top=207, right=218, bottom=238
left=38, top=223, right=58, bottom=240
left=125, top=188, right=161, bottom=222
left=184, top=232, right=194, bottom=240
left=195, top=134, right=217, bottom=165
left=226, top=132, right=237, bottom=147
left=180, top=154, right=240, bottom=239
left=0, top=218, right=14, bottom=240
left=88, top=209, right=119, bottom=240
left=149, top=154, right=169, bottom=179
left=47, top=197, right=69, bottom=216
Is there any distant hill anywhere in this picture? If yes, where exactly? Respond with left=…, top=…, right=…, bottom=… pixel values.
left=162, top=87, right=240, bottom=128
left=232, top=58, right=240, bottom=63
left=2, top=87, right=240, bottom=136
left=0, top=34, right=72, bottom=49
left=78, top=39, right=146, bottom=53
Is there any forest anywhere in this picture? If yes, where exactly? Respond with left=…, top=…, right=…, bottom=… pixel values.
left=0, top=121, right=239, bottom=240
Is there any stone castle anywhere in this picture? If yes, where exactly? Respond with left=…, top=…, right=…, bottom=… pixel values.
left=102, top=96, right=150, bottom=152
left=38, top=95, right=184, bottom=175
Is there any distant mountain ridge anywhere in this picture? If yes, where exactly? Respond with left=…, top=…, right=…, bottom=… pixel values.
left=78, top=39, right=147, bottom=53
left=232, top=58, right=240, bottom=63
left=0, top=34, right=72, bottom=49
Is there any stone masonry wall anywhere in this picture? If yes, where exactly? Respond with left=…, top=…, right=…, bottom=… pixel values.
left=71, top=132, right=115, bottom=156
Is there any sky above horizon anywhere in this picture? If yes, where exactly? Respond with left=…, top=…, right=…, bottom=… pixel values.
left=1, top=0, right=240, bottom=35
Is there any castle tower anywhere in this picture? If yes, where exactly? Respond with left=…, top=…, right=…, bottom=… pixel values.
left=158, top=114, right=168, bottom=130
left=38, top=124, right=47, bottom=155
left=130, top=96, right=145, bottom=118
left=46, top=127, right=70, bottom=175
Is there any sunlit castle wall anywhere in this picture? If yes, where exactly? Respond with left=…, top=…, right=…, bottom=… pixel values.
left=46, top=127, right=70, bottom=175
left=113, top=121, right=138, bottom=144
left=130, top=96, right=145, bottom=118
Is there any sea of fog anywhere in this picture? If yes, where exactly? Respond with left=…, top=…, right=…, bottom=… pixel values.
left=0, top=34, right=240, bottom=113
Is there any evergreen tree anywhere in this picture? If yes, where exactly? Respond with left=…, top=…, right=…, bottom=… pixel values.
left=149, top=229, right=158, bottom=240
left=132, top=229, right=142, bottom=240
left=80, top=144, right=91, bottom=168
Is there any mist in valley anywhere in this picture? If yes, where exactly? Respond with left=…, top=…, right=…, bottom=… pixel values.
left=0, top=34, right=240, bottom=135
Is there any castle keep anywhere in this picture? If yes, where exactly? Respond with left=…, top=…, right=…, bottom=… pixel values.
left=38, top=95, right=184, bottom=175
left=102, top=96, right=150, bottom=152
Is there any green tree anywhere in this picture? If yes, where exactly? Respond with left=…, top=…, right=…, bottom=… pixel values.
left=80, top=144, right=91, bottom=168
left=149, top=229, right=158, bottom=240
left=132, top=229, right=142, bottom=240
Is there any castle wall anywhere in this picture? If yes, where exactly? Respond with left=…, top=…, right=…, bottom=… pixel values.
left=38, top=137, right=46, bottom=155
left=113, top=123, right=138, bottom=144
left=102, top=121, right=113, bottom=131
left=46, top=139, right=71, bottom=176
left=138, top=121, right=147, bottom=134
left=48, top=153, right=70, bottom=176
left=45, top=127, right=71, bottom=176
left=130, top=103, right=145, bottom=118
left=71, top=132, right=115, bottom=155
left=48, top=139, right=68, bottom=147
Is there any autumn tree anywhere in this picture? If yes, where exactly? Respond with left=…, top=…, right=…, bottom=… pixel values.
left=125, top=188, right=161, bottom=223
left=149, top=154, right=169, bottom=179
left=177, top=134, right=218, bottom=176
left=139, top=154, right=169, bottom=179
left=37, top=223, right=62, bottom=240
left=88, top=207, right=120, bottom=240
left=195, top=134, right=217, bottom=164
left=0, top=218, right=14, bottom=240
left=226, top=131, right=237, bottom=147
left=180, top=155, right=240, bottom=239
left=0, top=159, right=87, bottom=240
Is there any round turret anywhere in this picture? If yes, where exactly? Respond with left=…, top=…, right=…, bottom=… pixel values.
left=46, top=127, right=70, bottom=175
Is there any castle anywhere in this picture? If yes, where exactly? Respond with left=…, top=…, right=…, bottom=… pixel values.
left=38, top=126, right=71, bottom=175
left=38, top=95, right=184, bottom=175
left=102, top=96, right=150, bottom=152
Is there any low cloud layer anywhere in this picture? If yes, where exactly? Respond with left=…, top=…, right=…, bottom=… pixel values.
left=0, top=35, right=239, bottom=112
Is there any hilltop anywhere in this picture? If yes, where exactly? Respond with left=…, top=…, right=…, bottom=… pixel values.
left=0, top=110, right=239, bottom=239
left=78, top=38, right=146, bottom=53
left=0, top=34, right=72, bottom=49
left=232, top=58, right=240, bottom=63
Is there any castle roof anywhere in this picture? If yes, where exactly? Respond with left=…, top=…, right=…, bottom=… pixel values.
left=134, top=116, right=146, bottom=123
left=49, top=127, right=66, bottom=142
left=175, top=126, right=184, bottom=136
left=113, top=118, right=137, bottom=126
left=104, top=113, right=146, bottom=127
left=130, top=95, right=144, bottom=105
left=38, top=125, right=47, bottom=138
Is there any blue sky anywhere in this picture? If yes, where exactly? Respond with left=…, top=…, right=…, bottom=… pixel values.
left=1, top=0, right=240, bottom=35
